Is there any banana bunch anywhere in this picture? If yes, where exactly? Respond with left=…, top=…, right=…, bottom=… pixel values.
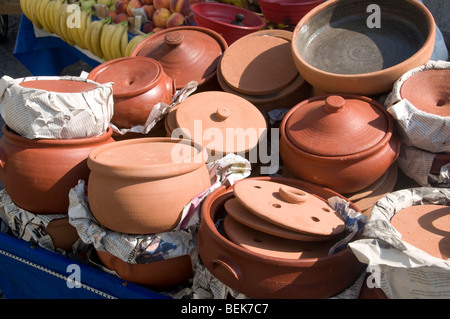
left=100, top=19, right=129, bottom=61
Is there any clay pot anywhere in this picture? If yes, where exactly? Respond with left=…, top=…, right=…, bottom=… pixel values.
left=44, top=218, right=79, bottom=252
left=87, top=56, right=175, bottom=129
left=166, top=91, right=267, bottom=163
left=217, top=29, right=312, bottom=112
left=399, top=69, right=450, bottom=118
left=96, top=251, right=193, bottom=290
left=190, top=2, right=266, bottom=45
left=291, top=0, right=436, bottom=95
left=431, top=153, right=450, bottom=175
left=131, top=26, right=228, bottom=91
left=0, top=125, right=115, bottom=214
left=279, top=94, right=401, bottom=194
left=87, top=137, right=211, bottom=234
left=259, top=0, right=323, bottom=25
left=19, top=79, right=98, bottom=92
left=198, top=176, right=364, bottom=299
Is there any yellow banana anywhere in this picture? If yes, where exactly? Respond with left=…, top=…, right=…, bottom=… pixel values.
left=29, top=0, right=43, bottom=29
left=124, top=33, right=149, bottom=57
left=69, top=5, right=83, bottom=48
left=110, top=21, right=128, bottom=60
left=75, top=9, right=90, bottom=49
left=20, top=0, right=31, bottom=22
left=37, top=0, right=51, bottom=33
left=43, top=0, right=55, bottom=34
left=59, top=2, right=76, bottom=45
left=120, top=24, right=129, bottom=58
left=100, top=21, right=115, bottom=61
left=51, top=0, right=64, bottom=38
left=89, top=19, right=108, bottom=59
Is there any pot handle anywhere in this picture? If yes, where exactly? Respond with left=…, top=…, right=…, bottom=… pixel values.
left=211, top=257, right=241, bottom=283
left=279, top=186, right=307, bottom=204
left=0, top=146, right=5, bottom=169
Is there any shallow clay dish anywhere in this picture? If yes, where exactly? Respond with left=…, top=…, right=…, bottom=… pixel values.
left=390, top=204, right=450, bottom=260
left=223, top=215, right=334, bottom=259
left=291, top=0, right=436, bottom=95
left=233, top=179, right=345, bottom=236
left=224, top=198, right=330, bottom=241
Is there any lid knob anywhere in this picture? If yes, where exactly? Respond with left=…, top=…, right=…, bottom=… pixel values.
left=324, top=95, right=345, bottom=113
left=164, top=32, right=184, bottom=47
left=216, top=107, right=231, bottom=121
left=279, top=186, right=307, bottom=205
left=231, top=13, right=245, bottom=26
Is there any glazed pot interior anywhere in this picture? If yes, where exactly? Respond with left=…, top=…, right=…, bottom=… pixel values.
left=294, top=0, right=433, bottom=75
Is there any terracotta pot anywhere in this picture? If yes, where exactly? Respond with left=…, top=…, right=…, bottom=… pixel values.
left=279, top=94, right=401, bottom=194
left=131, top=26, right=228, bottom=91
left=190, top=2, right=266, bottom=45
left=19, top=79, right=98, bottom=92
left=399, top=69, right=450, bottom=118
left=217, top=29, right=312, bottom=112
left=87, top=56, right=175, bottom=129
left=87, top=137, right=211, bottom=234
left=198, top=176, right=364, bottom=299
left=259, top=0, right=323, bottom=25
left=44, top=218, right=79, bottom=252
left=166, top=91, right=267, bottom=163
left=431, top=153, right=450, bottom=175
left=291, top=0, right=436, bottom=95
left=0, top=125, right=115, bottom=214
left=96, top=251, right=193, bottom=290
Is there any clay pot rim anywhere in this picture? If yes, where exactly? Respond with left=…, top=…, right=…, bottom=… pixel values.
left=201, top=177, right=361, bottom=266
left=191, top=2, right=266, bottom=31
left=280, top=94, right=395, bottom=161
left=291, top=0, right=436, bottom=79
left=1, top=125, right=113, bottom=145
left=130, top=26, right=228, bottom=88
left=87, top=137, right=206, bottom=179
left=87, top=56, right=165, bottom=99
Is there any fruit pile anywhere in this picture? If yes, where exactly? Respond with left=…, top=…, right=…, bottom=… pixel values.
left=19, top=0, right=194, bottom=61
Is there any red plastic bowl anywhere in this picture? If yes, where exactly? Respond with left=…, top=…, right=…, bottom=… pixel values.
left=259, top=0, right=323, bottom=25
left=190, top=2, right=266, bottom=45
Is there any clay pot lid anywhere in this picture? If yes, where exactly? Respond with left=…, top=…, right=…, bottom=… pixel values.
left=174, top=91, right=267, bottom=154
left=19, top=79, right=98, bottom=93
left=400, top=69, right=450, bottom=117
left=220, top=32, right=298, bottom=95
left=390, top=204, right=450, bottom=260
left=87, top=56, right=164, bottom=98
left=285, top=95, right=389, bottom=156
left=223, top=215, right=334, bottom=259
left=233, top=179, right=346, bottom=236
left=88, top=137, right=205, bottom=179
left=224, top=198, right=331, bottom=241
left=130, top=26, right=227, bottom=89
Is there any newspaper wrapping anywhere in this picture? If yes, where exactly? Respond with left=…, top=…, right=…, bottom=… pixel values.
left=348, top=187, right=450, bottom=299
left=67, top=153, right=251, bottom=271
left=0, top=75, right=114, bottom=139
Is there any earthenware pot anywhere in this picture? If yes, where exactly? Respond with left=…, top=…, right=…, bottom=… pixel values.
left=0, top=125, right=114, bottom=214
left=44, top=218, right=79, bottom=252
left=217, top=29, right=312, bottom=112
left=259, top=0, right=323, bottom=25
left=190, top=2, right=266, bottom=45
left=87, top=137, right=211, bottom=234
left=96, top=251, right=193, bottom=290
left=291, top=0, right=436, bottom=95
left=431, top=153, right=450, bottom=175
left=87, top=56, right=175, bottom=129
left=279, top=94, right=401, bottom=194
left=166, top=91, right=267, bottom=163
left=198, top=176, right=364, bottom=299
left=131, top=26, right=228, bottom=91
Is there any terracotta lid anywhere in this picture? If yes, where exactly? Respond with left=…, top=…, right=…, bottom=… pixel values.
left=224, top=198, right=331, bottom=241
left=390, top=204, right=450, bottom=260
left=87, top=56, right=165, bottom=99
left=233, top=179, right=346, bottom=236
left=400, top=69, right=450, bottom=117
left=173, top=91, right=267, bottom=155
left=285, top=95, right=389, bottom=156
left=220, top=31, right=298, bottom=95
left=87, top=137, right=205, bottom=179
left=130, top=26, right=227, bottom=89
left=223, top=215, right=334, bottom=259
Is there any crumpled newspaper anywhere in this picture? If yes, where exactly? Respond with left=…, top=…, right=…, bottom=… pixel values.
left=67, top=153, right=251, bottom=269
left=0, top=75, right=114, bottom=139
left=385, top=60, right=450, bottom=154
left=349, top=187, right=450, bottom=299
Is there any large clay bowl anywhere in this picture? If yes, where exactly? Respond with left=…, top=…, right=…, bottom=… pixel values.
left=291, top=0, right=436, bottom=95
left=96, top=251, right=193, bottom=290
left=0, top=125, right=115, bottom=214
left=198, top=176, right=364, bottom=299
left=190, top=2, right=266, bottom=45
left=87, top=137, right=211, bottom=234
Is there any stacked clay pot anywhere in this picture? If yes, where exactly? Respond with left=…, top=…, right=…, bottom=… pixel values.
left=87, top=137, right=212, bottom=288
left=198, top=176, right=364, bottom=299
